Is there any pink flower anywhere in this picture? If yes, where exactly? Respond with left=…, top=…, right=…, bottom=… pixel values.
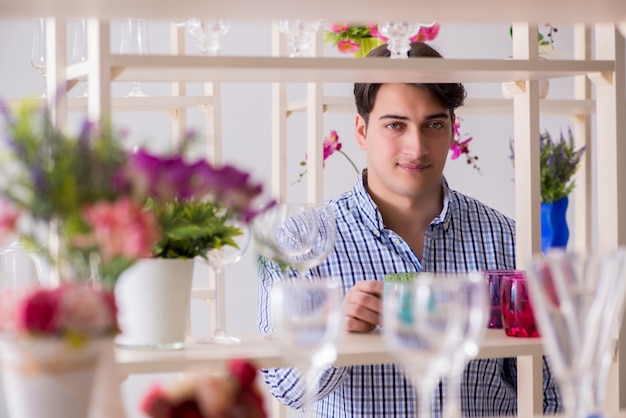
left=368, top=24, right=386, bottom=41
left=410, top=23, right=441, bottom=42
left=323, top=130, right=342, bottom=161
left=57, top=285, right=117, bottom=337
left=329, top=23, right=349, bottom=33
left=450, top=137, right=473, bottom=159
left=17, top=287, right=61, bottom=335
left=336, top=39, right=360, bottom=54
left=0, top=199, right=20, bottom=245
left=141, top=384, right=173, bottom=418
left=79, top=198, right=159, bottom=263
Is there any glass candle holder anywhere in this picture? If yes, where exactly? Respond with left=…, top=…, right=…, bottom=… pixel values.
left=501, top=271, right=539, bottom=338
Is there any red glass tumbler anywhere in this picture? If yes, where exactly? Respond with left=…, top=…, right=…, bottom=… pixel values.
left=501, top=272, right=539, bottom=338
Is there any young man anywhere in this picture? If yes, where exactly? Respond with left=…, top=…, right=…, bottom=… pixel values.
left=258, top=43, right=562, bottom=417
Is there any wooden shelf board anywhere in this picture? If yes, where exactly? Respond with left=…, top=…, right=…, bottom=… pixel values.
left=115, top=328, right=543, bottom=375
left=2, top=0, right=626, bottom=24
left=67, top=56, right=614, bottom=84
left=288, top=96, right=597, bottom=116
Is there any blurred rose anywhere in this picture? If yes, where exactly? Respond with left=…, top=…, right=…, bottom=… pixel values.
left=58, top=285, right=116, bottom=336
left=0, top=199, right=20, bottom=245
left=17, top=287, right=61, bottom=334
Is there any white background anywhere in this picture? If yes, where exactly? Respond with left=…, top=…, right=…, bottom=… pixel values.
left=0, top=18, right=593, bottom=417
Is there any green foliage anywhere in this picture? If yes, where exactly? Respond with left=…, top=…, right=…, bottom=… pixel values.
left=148, top=198, right=243, bottom=259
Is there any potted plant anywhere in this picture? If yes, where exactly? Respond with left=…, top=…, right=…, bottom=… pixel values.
left=510, top=128, right=586, bottom=252
left=324, top=22, right=440, bottom=57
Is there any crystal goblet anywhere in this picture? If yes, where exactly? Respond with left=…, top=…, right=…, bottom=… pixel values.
left=277, top=19, right=323, bottom=57
left=382, top=275, right=465, bottom=417
left=31, top=18, right=47, bottom=98
left=196, top=220, right=250, bottom=345
left=270, top=277, right=343, bottom=417
left=120, top=18, right=150, bottom=97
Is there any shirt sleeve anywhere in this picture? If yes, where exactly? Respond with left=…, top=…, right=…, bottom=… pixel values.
left=257, top=255, right=350, bottom=409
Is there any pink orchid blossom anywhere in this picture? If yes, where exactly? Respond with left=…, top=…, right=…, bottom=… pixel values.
left=323, top=130, right=342, bottom=161
left=337, top=39, right=360, bottom=54
left=410, top=23, right=441, bottom=43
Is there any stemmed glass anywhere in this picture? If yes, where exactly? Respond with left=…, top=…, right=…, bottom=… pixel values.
left=270, top=277, right=343, bottom=417
left=527, top=249, right=626, bottom=418
left=120, top=18, right=150, bottom=97
left=31, top=18, right=47, bottom=98
left=251, top=202, right=319, bottom=275
left=72, top=18, right=88, bottom=97
left=196, top=218, right=250, bottom=345
left=382, top=275, right=465, bottom=418
left=442, top=272, right=490, bottom=418
left=277, top=19, right=323, bottom=57
left=289, top=203, right=336, bottom=278
left=185, top=18, right=230, bottom=56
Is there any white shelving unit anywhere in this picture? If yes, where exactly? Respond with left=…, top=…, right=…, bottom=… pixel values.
left=9, top=7, right=626, bottom=417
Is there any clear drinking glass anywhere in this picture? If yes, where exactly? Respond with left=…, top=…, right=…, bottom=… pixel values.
left=186, top=18, right=230, bottom=56
left=382, top=276, right=465, bottom=417
left=277, top=19, right=323, bottom=57
left=31, top=18, right=47, bottom=98
left=377, top=21, right=420, bottom=59
left=72, top=18, right=88, bottom=97
left=196, top=220, right=250, bottom=345
left=251, top=202, right=319, bottom=275
left=120, top=18, right=150, bottom=97
left=270, top=277, right=343, bottom=417
left=527, top=249, right=626, bottom=418
left=442, top=272, right=490, bottom=418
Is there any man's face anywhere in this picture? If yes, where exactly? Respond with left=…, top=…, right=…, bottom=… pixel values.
left=355, top=83, right=454, bottom=204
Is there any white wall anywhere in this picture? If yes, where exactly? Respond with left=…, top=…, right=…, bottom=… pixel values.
left=0, top=18, right=592, bottom=418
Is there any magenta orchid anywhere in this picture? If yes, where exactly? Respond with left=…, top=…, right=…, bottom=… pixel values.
left=450, top=116, right=481, bottom=174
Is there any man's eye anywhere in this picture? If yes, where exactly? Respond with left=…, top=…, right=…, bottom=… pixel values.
left=386, top=122, right=404, bottom=130
left=427, top=121, right=445, bottom=129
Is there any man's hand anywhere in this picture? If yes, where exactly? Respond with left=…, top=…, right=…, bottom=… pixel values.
left=343, top=280, right=384, bottom=333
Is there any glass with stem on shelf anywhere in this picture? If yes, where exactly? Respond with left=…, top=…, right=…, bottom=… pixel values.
left=277, top=19, right=323, bottom=57
left=72, top=17, right=88, bottom=97
left=441, top=272, right=490, bottom=418
left=527, top=249, right=626, bottom=418
left=377, top=21, right=437, bottom=59
left=31, top=17, right=47, bottom=98
left=382, top=275, right=466, bottom=418
left=270, top=277, right=343, bottom=417
left=251, top=202, right=320, bottom=276
left=195, top=219, right=250, bottom=345
left=120, top=18, right=150, bottom=97
left=185, top=18, right=230, bottom=56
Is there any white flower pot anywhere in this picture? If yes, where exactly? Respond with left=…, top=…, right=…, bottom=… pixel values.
left=0, top=338, right=100, bottom=418
left=114, top=258, right=194, bottom=350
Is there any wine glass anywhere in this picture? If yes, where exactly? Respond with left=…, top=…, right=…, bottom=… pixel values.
left=382, top=275, right=465, bottom=417
left=31, top=17, right=47, bottom=98
left=442, top=272, right=490, bottom=418
left=196, top=219, right=250, bottom=345
left=251, top=202, right=319, bottom=276
left=270, top=277, right=343, bottom=417
left=527, top=249, right=626, bottom=418
left=72, top=18, right=88, bottom=97
left=277, top=19, right=323, bottom=57
left=186, top=18, right=230, bottom=56
left=289, top=203, right=336, bottom=278
left=120, top=18, right=150, bottom=97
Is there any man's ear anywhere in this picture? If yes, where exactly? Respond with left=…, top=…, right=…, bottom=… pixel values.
left=355, top=115, right=367, bottom=150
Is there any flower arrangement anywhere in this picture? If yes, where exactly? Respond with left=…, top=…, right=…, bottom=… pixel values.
left=0, top=98, right=272, bottom=288
left=324, top=22, right=440, bottom=56
left=509, top=128, right=585, bottom=203
left=0, top=284, right=118, bottom=345
left=141, top=358, right=267, bottom=418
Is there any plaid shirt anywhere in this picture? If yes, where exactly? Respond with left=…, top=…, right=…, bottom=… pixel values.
left=258, top=172, right=562, bottom=417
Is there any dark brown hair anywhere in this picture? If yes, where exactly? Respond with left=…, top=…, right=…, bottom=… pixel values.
left=353, top=42, right=467, bottom=125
